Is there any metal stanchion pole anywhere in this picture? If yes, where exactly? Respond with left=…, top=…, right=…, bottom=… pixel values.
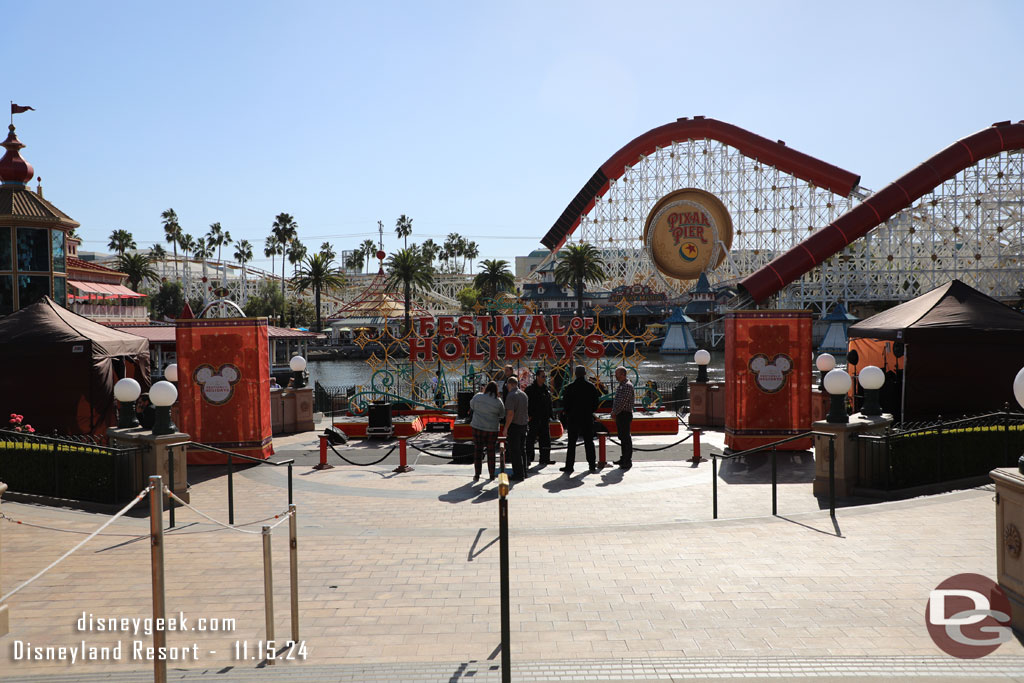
left=393, top=437, right=413, bottom=473
left=262, top=525, right=275, bottom=665
left=691, top=429, right=702, bottom=463
left=314, top=435, right=333, bottom=470
left=712, top=455, right=718, bottom=519
left=828, top=436, right=836, bottom=518
left=598, top=434, right=607, bottom=468
left=498, top=473, right=511, bottom=683
left=287, top=464, right=293, bottom=505
left=148, top=475, right=167, bottom=683
left=288, top=504, right=299, bottom=643
left=771, top=446, right=777, bottom=516
left=228, top=453, right=235, bottom=526
left=167, top=448, right=175, bottom=529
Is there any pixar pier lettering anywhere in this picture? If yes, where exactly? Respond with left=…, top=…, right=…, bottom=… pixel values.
left=408, top=315, right=605, bottom=362
left=667, top=211, right=710, bottom=244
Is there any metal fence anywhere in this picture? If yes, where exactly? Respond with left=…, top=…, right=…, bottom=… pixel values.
left=857, top=410, right=1024, bottom=491
left=0, top=430, right=144, bottom=504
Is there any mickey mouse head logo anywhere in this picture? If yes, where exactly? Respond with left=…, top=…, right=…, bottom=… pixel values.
left=194, top=364, right=241, bottom=405
left=748, top=353, right=793, bottom=394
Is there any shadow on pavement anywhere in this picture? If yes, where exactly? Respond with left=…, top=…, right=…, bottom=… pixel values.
left=542, top=473, right=585, bottom=493
left=438, top=481, right=480, bottom=504
left=595, top=468, right=625, bottom=487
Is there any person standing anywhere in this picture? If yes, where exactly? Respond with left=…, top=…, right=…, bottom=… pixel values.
left=502, top=376, right=529, bottom=481
left=469, top=381, right=505, bottom=482
left=500, top=364, right=516, bottom=402
left=525, top=369, right=553, bottom=467
left=560, top=366, right=601, bottom=475
left=610, top=366, right=635, bottom=471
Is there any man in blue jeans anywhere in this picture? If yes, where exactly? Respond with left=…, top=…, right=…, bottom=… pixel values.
left=502, top=376, right=529, bottom=481
left=610, top=366, right=635, bottom=471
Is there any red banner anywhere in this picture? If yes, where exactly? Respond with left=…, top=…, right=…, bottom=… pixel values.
left=176, top=318, right=273, bottom=464
left=725, top=311, right=812, bottom=451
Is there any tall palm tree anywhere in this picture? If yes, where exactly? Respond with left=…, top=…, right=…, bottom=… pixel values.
left=264, top=236, right=283, bottom=275
left=108, top=229, right=137, bottom=256
left=553, top=242, right=607, bottom=317
left=345, top=249, right=365, bottom=273
left=117, top=252, right=158, bottom=291
left=161, top=208, right=181, bottom=279
left=444, top=233, right=461, bottom=272
left=150, top=243, right=167, bottom=279
left=234, top=239, right=253, bottom=304
left=383, top=247, right=435, bottom=335
left=195, top=235, right=215, bottom=283
left=395, top=214, right=413, bottom=249
left=178, top=233, right=196, bottom=291
left=474, top=259, right=515, bottom=299
left=271, top=213, right=299, bottom=323
left=360, top=238, right=378, bottom=273
left=464, top=240, right=480, bottom=273
left=292, top=252, right=346, bottom=332
left=320, top=241, right=336, bottom=260
left=207, top=222, right=231, bottom=262
left=421, top=238, right=439, bottom=267
left=286, top=239, right=307, bottom=277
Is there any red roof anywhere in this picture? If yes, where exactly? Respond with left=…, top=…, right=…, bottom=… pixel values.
left=67, top=256, right=126, bottom=278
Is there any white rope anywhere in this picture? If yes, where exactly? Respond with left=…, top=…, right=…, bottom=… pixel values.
left=265, top=508, right=294, bottom=530
left=162, top=486, right=261, bottom=534
left=1, top=485, right=153, bottom=604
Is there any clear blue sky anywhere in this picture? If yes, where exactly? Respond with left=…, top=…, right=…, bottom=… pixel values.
left=6, top=1, right=1022, bottom=272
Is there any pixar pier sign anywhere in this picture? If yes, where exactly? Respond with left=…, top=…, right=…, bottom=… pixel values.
left=408, top=315, right=606, bottom=362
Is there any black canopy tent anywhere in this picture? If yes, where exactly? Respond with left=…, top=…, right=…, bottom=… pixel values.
left=848, top=280, right=1024, bottom=419
left=0, top=296, right=150, bottom=436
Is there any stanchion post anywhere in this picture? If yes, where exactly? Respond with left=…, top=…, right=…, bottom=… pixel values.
left=167, top=447, right=175, bottom=530
left=288, top=504, right=299, bottom=643
left=498, top=472, right=511, bottom=683
left=262, top=525, right=275, bottom=665
left=712, top=455, right=718, bottom=519
left=692, top=429, right=702, bottom=463
left=227, top=453, right=235, bottom=526
left=148, top=476, right=167, bottom=683
left=828, top=435, right=836, bottom=518
left=393, top=437, right=413, bottom=473
left=771, top=446, right=777, bottom=516
left=314, top=435, right=334, bottom=470
left=287, top=464, right=293, bottom=506
left=598, top=434, right=607, bottom=468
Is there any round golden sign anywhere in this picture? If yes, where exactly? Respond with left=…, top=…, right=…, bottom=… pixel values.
left=643, top=188, right=733, bottom=281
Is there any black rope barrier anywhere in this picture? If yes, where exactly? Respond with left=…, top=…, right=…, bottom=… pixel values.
left=406, top=441, right=456, bottom=460
left=608, top=432, right=693, bottom=452
left=327, top=441, right=396, bottom=466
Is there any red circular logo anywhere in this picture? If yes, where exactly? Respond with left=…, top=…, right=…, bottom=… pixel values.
left=925, top=573, right=1012, bottom=659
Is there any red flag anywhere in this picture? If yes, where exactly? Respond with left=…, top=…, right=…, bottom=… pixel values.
left=11, top=104, right=34, bottom=114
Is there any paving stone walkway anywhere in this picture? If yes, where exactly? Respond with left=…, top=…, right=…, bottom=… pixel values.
left=1, top=428, right=1023, bottom=681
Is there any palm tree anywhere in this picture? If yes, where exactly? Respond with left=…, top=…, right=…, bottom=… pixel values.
left=383, top=246, right=435, bottom=335
left=553, top=242, right=607, bottom=317
left=286, top=239, right=307, bottom=277
left=150, top=243, right=167, bottom=279
left=264, top=236, right=283, bottom=275
left=178, top=233, right=196, bottom=291
left=474, top=259, right=515, bottom=300
left=395, top=214, right=413, bottom=249
left=108, top=229, right=137, bottom=256
left=464, top=240, right=480, bottom=273
left=234, top=239, right=253, bottom=304
left=271, top=213, right=299, bottom=322
left=194, top=235, right=215, bottom=283
left=207, top=222, right=231, bottom=262
left=345, top=249, right=365, bottom=273
left=292, top=252, right=346, bottom=332
left=117, top=252, right=158, bottom=292
left=320, top=241, right=336, bottom=260
left=421, top=238, right=439, bottom=267
left=444, top=233, right=461, bottom=271
left=161, top=208, right=181, bottom=279
left=360, top=239, right=378, bottom=273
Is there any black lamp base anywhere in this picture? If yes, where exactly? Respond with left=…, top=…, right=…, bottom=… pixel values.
left=862, top=389, right=882, bottom=417
left=152, top=406, right=177, bottom=436
left=696, top=366, right=708, bottom=383
left=826, top=394, right=848, bottom=424
left=118, top=401, right=139, bottom=429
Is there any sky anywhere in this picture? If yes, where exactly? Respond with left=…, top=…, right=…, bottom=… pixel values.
left=5, top=1, right=1023, bottom=274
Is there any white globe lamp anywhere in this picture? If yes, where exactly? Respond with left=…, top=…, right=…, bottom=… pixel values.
left=823, top=369, right=852, bottom=423
left=859, top=365, right=885, bottom=416
left=289, top=355, right=307, bottom=388
left=694, top=349, right=711, bottom=383
left=164, top=363, right=179, bottom=382
left=114, top=377, right=142, bottom=428
left=149, top=380, right=178, bottom=435
left=815, top=353, right=836, bottom=392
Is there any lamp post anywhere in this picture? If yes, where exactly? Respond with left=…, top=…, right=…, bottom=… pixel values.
left=150, top=381, right=178, bottom=436
left=694, top=349, right=710, bottom=384
left=164, top=363, right=178, bottom=383
left=1014, top=367, right=1024, bottom=472
left=289, top=355, right=307, bottom=389
left=823, top=369, right=851, bottom=424
left=859, top=365, right=885, bottom=417
left=815, top=353, right=836, bottom=392
left=114, top=378, right=142, bottom=428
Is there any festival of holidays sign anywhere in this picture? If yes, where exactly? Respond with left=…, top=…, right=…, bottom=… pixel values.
left=408, top=315, right=605, bottom=362
left=643, top=188, right=733, bottom=281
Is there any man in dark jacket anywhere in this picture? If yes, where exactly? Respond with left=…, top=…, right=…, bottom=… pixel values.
left=525, top=369, right=554, bottom=467
left=560, top=365, right=602, bottom=474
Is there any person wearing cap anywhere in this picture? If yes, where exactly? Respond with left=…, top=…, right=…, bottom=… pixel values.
left=560, top=366, right=601, bottom=474
left=502, top=375, right=529, bottom=481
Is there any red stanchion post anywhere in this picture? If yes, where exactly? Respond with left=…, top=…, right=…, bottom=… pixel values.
left=394, top=437, right=413, bottom=473
left=599, top=434, right=607, bottom=468
left=313, top=434, right=334, bottom=470
left=691, top=429, right=702, bottom=463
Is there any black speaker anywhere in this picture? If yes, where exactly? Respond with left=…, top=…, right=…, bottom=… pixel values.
left=368, top=402, right=392, bottom=429
left=457, top=391, right=474, bottom=419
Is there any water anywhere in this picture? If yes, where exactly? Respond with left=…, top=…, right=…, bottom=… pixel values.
left=308, top=351, right=728, bottom=390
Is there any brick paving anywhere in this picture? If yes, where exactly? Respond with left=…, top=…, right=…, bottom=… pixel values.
left=1, top=427, right=1023, bottom=681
